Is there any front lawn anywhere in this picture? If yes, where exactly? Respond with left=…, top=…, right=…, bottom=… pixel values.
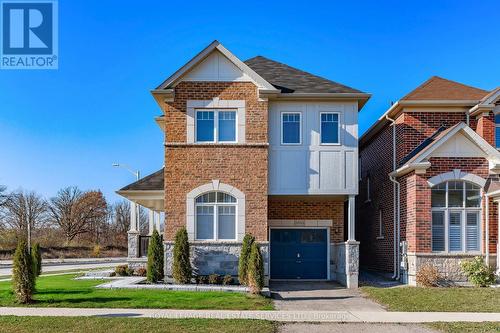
left=0, top=316, right=278, bottom=333
left=0, top=274, right=273, bottom=310
left=429, top=322, right=500, bottom=333
left=361, top=286, right=500, bottom=312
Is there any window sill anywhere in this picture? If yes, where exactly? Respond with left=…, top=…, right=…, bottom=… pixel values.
left=364, top=199, right=371, bottom=204
left=376, top=236, right=384, bottom=240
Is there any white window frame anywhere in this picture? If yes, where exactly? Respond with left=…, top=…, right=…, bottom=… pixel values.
left=280, top=112, right=302, bottom=145
left=319, top=112, right=340, bottom=145
left=195, top=109, right=238, bottom=144
left=431, top=181, right=482, bottom=253
left=195, top=192, right=237, bottom=241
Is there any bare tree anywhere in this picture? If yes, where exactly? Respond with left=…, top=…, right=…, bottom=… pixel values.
left=2, top=190, right=48, bottom=243
left=48, top=187, right=108, bottom=243
left=112, top=200, right=130, bottom=236
left=0, top=185, right=7, bottom=207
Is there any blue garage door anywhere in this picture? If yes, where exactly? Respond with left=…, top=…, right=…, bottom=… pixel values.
left=270, top=229, right=328, bottom=280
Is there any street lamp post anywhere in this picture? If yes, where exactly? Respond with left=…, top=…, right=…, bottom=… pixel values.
left=113, top=163, right=140, bottom=232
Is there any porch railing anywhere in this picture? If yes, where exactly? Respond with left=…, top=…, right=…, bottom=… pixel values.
left=139, top=235, right=150, bottom=258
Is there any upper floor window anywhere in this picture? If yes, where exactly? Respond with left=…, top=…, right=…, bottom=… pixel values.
left=195, top=191, right=236, bottom=240
left=495, top=114, right=500, bottom=148
left=431, top=181, right=481, bottom=253
left=281, top=112, right=301, bottom=145
left=320, top=113, right=339, bottom=144
left=196, top=110, right=236, bottom=143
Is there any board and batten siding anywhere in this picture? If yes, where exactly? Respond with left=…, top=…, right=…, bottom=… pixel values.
left=268, top=101, right=358, bottom=195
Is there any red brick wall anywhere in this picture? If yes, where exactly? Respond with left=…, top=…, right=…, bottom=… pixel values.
left=476, top=113, right=495, bottom=147
left=162, top=82, right=269, bottom=242
left=268, top=199, right=344, bottom=243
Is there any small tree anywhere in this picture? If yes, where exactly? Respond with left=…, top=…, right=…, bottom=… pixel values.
left=172, top=227, right=192, bottom=284
left=146, top=229, right=164, bottom=283
left=12, top=240, right=35, bottom=303
left=238, top=233, right=254, bottom=285
left=31, top=243, right=42, bottom=277
left=247, top=242, right=264, bottom=294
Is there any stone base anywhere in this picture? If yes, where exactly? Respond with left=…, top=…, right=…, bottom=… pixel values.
left=164, top=241, right=269, bottom=286
left=404, top=253, right=498, bottom=286
left=127, top=231, right=140, bottom=259
left=331, top=241, right=359, bottom=288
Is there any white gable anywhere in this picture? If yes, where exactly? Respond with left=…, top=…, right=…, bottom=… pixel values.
left=181, top=50, right=254, bottom=83
left=431, top=131, right=486, bottom=158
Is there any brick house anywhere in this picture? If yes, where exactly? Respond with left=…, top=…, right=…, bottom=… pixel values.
left=357, top=76, right=500, bottom=285
left=117, top=41, right=370, bottom=288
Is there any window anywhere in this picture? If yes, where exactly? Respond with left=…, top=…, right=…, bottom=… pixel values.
left=431, top=181, right=481, bottom=252
left=495, top=114, right=500, bottom=148
left=320, top=113, right=339, bottom=144
left=195, top=191, right=236, bottom=240
left=196, top=110, right=236, bottom=143
left=281, top=112, right=301, bottom=144
left=377, top=209, right=384, bottom=239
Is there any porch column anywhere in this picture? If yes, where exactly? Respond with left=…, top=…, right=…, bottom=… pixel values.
left=348, top=195, right=356, bottom=241
left=148, top=209, right=155, bottom=235
left=154, top=211, right=161, bottom=234
left=127, top=201, right=140, bottom=259
left=130, top=202, right=138, bottom=232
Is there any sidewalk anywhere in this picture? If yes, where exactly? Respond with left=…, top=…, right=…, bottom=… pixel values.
left=0, top=307, right=499, bottom=323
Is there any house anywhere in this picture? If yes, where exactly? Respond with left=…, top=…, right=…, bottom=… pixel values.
left=357, top=76, right=500, bottom=285
left=117, top=40, right=370, bottom=288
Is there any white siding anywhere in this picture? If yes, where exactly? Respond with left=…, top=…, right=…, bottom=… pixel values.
left=269, top=101, right=358, bottom=195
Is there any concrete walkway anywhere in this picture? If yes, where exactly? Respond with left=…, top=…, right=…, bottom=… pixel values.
left=280, top=323, right=438, bottom=333
left=1, top=307, right=499, bottom=323
left=271, top=281, right=385, bottom=312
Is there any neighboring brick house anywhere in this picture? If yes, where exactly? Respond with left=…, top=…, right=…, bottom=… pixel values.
left=357, top=76, right=500, bottom=285
left=117, top=41, right=370, bottom=288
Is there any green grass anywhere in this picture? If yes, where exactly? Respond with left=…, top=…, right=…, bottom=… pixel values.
left=361, top=286, right=500, bottom=312
left=428, top=322, right=500, bottom=333
left=0, top=316, right=278, bottom=333
left=0, top=274, right=273, bottom=310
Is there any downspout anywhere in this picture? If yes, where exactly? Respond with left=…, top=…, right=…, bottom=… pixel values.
left=386, top=115, right=400, bottom=280
left=485, top=192, right=489, bottom=265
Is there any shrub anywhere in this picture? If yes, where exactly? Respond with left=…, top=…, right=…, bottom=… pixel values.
left=208, top=274, right=220, bottom=285
left=416, top=263, right=441, bottom=287
left=195, top=275, right=209, bottom=284
left=461, top=256, right=496, bottom=287
left=31, top=243, right=42, bottom=277
left=222, top=275, right=233, bottom=285
left=172, top=227, right=191, bottom=284
left=147, top=229, right=164, bottom=283
left=115, top=265, right=129, bottom=276
left=135, top=267, right=147, bottom=277
left=247, top=242, right=264, bottom=294
left=12, top=240, right=35, bottom=304
left=238, top=234, right=254, bottom=286
left=92, top=245, right=101, bottom=258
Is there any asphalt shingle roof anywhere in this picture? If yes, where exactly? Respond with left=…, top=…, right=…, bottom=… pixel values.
left=244, top=56, right=364, bottom=94
left=401, top=76, right=489, bottom=101
left=119, top=168, right=164, bottom=191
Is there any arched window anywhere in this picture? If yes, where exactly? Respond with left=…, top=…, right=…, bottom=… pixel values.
left=195, top=191, right=236, bottom=240
left=431, top=181, right=481, bottom=252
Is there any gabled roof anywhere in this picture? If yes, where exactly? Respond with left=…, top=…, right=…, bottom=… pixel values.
left=401, top=76, right=489, bottom=101
left=244, top=56, right=364, bottom=94
left=155, top=40, right=277, bottom=92
left=118, top=168, right=164, bottom=192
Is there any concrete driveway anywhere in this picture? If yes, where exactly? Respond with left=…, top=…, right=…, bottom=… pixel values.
left=270, top=281, right=385, bottom=312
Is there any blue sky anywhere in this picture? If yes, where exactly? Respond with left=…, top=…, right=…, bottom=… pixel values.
left=0, top=0, right=499, bottom=203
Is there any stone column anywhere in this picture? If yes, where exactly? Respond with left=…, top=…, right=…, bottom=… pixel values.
left=127, top=201, right=140, bottom=258
left=345, top=195, right=359, bottom=288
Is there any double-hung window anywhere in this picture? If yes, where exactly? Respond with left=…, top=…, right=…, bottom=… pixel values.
left=431, top=181, right=481, bottom=252
left=495, top=114, right=500, bottom=149
left=281, top=112, right=301, bottom=145
left=320, top=113, right=340, bottom=144
left=195, top=192, right=237, bottom=241
left=196, top=110, right=236, bottom=143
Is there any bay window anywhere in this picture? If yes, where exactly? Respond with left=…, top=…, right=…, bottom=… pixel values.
left=431, top=181, right=481, bottom=252
left=196, top=110, right=236, bottom=143
left=195, top=191, right=236, bottom=240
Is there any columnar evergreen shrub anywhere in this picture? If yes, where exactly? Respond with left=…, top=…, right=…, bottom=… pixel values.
left=238, top=234, right=255, bottom=286
left=461, top=256, right=496, bottom=287
left=12, top=241, right=35, bottom=304
left=247, top=242, right=264, bottom=294
left=147, top=229, right=164, bottom=283
left=172, top=227, right=192, bottom=284
left=31, top=243, right=42, bottom=277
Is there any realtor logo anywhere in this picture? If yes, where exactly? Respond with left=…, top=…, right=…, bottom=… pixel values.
left=1, top=0, right=58, bottom=69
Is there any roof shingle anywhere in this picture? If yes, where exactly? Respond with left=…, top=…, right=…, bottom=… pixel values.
left=119, top=168, right=164, bottom=191
left=401, top=76, right=489, bottom=101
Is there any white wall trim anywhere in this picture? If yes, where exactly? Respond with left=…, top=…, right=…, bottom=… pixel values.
left=186, top=181, right=245, bottom=241
left=268, top=219, right=333, bottom=227
left=427, top=169, right=487, bottom=188
left=186, top=99, right=246, bottom=144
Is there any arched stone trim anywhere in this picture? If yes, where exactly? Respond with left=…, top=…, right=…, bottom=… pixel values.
left=186, top=180, right=245, bottom=241
left=427, top=169, right=487, bottom=188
